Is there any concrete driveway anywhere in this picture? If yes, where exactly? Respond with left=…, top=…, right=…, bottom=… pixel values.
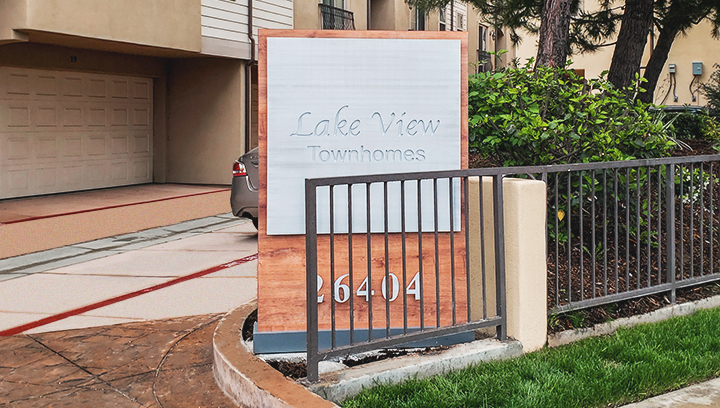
left=0, top=214, right=258, bottom=336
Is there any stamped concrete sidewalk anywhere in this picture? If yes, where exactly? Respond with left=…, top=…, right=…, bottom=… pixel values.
left=0, top=314, right=237, bottom=407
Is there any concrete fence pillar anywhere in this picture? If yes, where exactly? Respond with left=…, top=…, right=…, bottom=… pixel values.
left=468, top=177, right=547, bottom=352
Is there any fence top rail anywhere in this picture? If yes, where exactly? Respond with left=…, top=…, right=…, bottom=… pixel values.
left=304, top=154, right=720, bottom=188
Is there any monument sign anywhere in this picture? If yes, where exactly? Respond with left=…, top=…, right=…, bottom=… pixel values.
left=256, top=30, right=468, bottom=352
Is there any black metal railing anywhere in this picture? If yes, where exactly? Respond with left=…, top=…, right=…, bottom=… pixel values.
left=319, top=3, right=355, bottom=30
left=304, top=154, right=720, bottom=381
left=543, top=154, right=720, bottom=314
left=305, top=170, right=511, bottom=382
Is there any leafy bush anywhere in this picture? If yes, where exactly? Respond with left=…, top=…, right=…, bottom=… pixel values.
left=666, top=110, right=720, bottom=143
left=700, top=63, right=720, bottom=117
left=668, top=111, right=707, bottom=139
left=469, top=60, right=677, bottom=167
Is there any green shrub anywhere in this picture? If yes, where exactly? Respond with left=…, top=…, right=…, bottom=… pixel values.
left=668, top=111, right=706, bottom=139
left=469, top=60, right=677, bottom=167
left=666, top=110, right=720, bottom=144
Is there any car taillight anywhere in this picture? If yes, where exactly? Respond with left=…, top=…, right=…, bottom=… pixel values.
left=233, top=161, right=247, bottom=177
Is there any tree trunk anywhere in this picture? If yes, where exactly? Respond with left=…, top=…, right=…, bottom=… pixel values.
left=607, top=0, right=654, bottom=90
left=535, top=0, right=573, bottom=68
left=638, top=25, right=680, bottom=103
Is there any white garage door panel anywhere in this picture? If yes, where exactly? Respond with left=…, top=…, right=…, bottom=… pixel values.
left=0, top=67, right=153, bottom=199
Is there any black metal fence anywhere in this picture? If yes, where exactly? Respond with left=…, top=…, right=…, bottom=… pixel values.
left=545, top=154, right=720, bottom=313
left=304, top=170, right=511, bottom=382
left=319, top=3, right=355, bottom=30
left=303, top=154, right=720, bottom=381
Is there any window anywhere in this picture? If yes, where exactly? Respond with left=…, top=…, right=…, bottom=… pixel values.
left=439, top=10, right=446, bottom=31
left=323, top=0, right=343, bottom=8
left=477, top=25, right=492, bottom=73
left=410, top=8, right=426, bottom=31
left=479, top=25, right=487, bottom=51
left=456, top=13, right=464, bottom=31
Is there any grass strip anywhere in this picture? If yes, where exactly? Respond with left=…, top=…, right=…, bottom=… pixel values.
left=342, top=307, right=720, bottom=408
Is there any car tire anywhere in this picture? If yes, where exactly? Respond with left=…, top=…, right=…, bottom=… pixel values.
left=252, top=217, right=258, bottom=230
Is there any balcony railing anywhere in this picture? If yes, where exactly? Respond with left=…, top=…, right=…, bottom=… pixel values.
left=319, top=3, right=355, bottom=30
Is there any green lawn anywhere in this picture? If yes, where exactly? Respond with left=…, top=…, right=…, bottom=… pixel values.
left=342, top=307, right=720, bottom=408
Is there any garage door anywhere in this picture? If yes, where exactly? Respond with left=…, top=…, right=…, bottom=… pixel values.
left=0, top=67, right=153, bottom=199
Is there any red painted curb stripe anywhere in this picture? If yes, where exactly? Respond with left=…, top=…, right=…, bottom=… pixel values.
left=0, top=188, right=230, bottom=226
left=0, top=253, right=258, bottom=336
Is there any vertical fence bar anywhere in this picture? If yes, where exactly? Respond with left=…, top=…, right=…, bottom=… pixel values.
left=614, top=169, right=619, bottom=293
left=710, top=163, right=714, bottom=276
left=366, top=182, right=373, bottom=341
left=625, top=168, right=630, bottom=292
left=690, top=163, right=695, bottom=278
left=433, top=178, right=441, bottom=328
left=680, top=165, right=684, bottom=281
left=401, top=180, right=408, bottom=334
left=647, top=167, right=652, bottom=287
left=348, top=184, right=354, bottom=345
left=329, top=185, right=336, bottom=348
left=383, top=182, right=390, bottom=338
left=635, top=167, right=642, bottom=289
left=657, top=166, right=662, bottom=285
left=480, top=177, right=488, bottom=319
left=305, top=180, right=319, bottom=383
left=700, top=162, right=705, bottom=277
left=567, top=172, right=573, bottom=303
left=604, top=170, right=608, bottom=296
left=493, top=174, right=507, bottom=340
left=579, top=171, right=584, bottom=301
left=417, top=180, right=425, bottom=331
left=591, top=171, right=597, bottom=298
left=555, top=173, right=560, bottom=307
left=666, top=164, right=676, bottom=303
left=449, top=177, right=457, bottom=325
left=464, top=177, right=471, bottom=322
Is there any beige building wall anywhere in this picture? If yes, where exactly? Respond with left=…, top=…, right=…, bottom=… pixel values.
left=0, top=0, right=28, bottom=44
left=20, top=0, right=201, bottom=53
left=166, top=58, right=246, bottom=185
left=294, top=0, right=322, bottom=29
left=511, top=4, right=720, bottom=106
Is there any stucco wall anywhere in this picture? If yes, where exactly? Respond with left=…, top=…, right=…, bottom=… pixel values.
left=0, top=0, right=28, bottom=44
left=22, top=0, right=201, bottom=52
left=512, top=6, right=720, bottom=106
left=166, top=58, right=245, bottom=185
left=294, top=0, right=321, bottom=29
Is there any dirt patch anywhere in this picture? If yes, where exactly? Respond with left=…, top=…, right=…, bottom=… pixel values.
left=260, top=345, right=450, bottom=380
left=549, top=281, right=720, bottom=333
left=267, top=360, right=307, bottom=379
left=241, top=309, right=257, bottom=341
left=671, top=139, right=719, bottom=157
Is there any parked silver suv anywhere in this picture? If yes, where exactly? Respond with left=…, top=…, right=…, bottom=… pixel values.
left=231, top=147, right=259, bottom=229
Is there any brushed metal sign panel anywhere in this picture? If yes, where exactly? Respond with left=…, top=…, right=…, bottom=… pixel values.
left=266, top=37, right=461, bottom=235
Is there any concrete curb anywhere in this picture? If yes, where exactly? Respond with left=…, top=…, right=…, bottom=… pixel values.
left=548, top=294, right=720, bottom=347
left=212, top=300, right=338, bottom=408
left=306, top=338, right=524, bottom=403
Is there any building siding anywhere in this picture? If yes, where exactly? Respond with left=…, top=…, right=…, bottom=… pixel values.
left=201, top=0, right=292, bottom=59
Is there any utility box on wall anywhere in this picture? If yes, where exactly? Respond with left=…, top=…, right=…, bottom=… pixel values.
left=693, top=62, right=703, bottom=76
